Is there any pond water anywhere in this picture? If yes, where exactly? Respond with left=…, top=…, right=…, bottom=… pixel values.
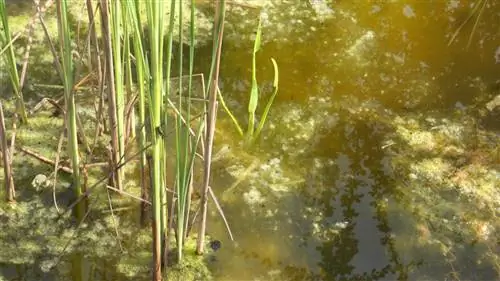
left=199, top=1, right=500, bottom=280
left=1, top=1, right=499, bottom=281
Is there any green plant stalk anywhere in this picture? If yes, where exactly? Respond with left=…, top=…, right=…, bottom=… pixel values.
left=122, top=1, right=135, bottom=139
left=160, top=0, right=176, bottom=268
left=183, top=0, right=198, bottom=241
left=174, top=0, right=200, bottom=262
left=145, top=0, right=167, bottom=278
left=447, top=0, right=486, bottom=46
left=174, top=0, right=186, bottom=261
left=246, top=17, right=262, bottom=140
left=56, top=0, right=84, bottom=222
left=127, top=0, right=150, bottom=226
left=111, top=0, right=125, bottom=183
left=467, top=0, right=487, bottom=49
left=0, top=0, right=28, bottom=124
left=56, top=0, right=84, bottom=280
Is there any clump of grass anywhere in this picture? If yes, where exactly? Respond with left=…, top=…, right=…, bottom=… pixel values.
left=2, top=1, right=230, bottom=279
left=0, top=0, right=28, bottom=124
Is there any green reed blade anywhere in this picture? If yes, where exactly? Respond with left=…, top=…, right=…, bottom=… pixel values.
left=127, top=0, right=150, bottom=225
left=111, top=0, right=126, bottom=170
left=144, top=0, right=168, bottom=278
left=55, top=3, right=86, bottom=280
left=174, top=0, right=186, bottom=262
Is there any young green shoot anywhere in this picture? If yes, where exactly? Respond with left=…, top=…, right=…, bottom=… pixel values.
left=218, top=16, right=279, bottom=144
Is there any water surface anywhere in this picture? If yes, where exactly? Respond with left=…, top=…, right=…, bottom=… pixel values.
left=202, top=1, right=499, bottom=280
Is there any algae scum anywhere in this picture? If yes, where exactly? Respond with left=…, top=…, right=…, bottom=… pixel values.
left=1, top=1, right=500, bottom=280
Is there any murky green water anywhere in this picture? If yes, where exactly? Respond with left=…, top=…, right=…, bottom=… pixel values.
left=201, top=1, right=499, bottom=280
left=1, top=1, right=499, bottom=280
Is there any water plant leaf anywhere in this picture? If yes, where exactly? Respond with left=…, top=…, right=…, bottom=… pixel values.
left=217, top=87, right=244, bottom=136
left=246, top=17, right=262, bottom=138
left=254, top=57, right=279, bottom=140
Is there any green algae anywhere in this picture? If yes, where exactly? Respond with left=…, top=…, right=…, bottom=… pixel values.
left=386, top=110, right=499, bottom=278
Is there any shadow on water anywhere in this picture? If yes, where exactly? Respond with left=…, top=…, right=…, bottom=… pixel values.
left=309, top=115, right=408, bottom=280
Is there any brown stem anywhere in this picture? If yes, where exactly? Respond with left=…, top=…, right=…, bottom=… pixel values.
left=99, top=0, right=123, bottom=191
left=140, top=155, right=150, bottom=227
left=197, top=0, right=225, bottom=255
left=0, top=102, right=15, bottom=202
left=86, top=0, right=105, bottom=152
left=19, top=146, right=73, bottom=174
left=52, top=125, right=66, bottom=212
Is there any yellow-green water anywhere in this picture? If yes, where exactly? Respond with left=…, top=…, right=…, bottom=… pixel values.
left=201, top=1, right=499, bottom=280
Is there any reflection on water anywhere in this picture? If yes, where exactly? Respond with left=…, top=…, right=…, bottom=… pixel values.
left=204, top=1, right=499, bottom=280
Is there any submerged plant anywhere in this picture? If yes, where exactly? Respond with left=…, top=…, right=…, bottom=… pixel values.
left=448, top=0, right=488, bottom=49
left=218, top=15, right=279, bottom=144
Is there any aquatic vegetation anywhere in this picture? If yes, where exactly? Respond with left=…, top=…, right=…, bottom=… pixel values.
left=448, top=0, right=489, bottom=49
left=0, top=0, right=28, bottom=124
left=55, top=0, right=86, bottom=222
left=1, top=0, right=228, bottom=279
left=218, top=15, right=279, bottom=145
left=1, top=1, right=499, bottom=280
left=387, top=111, right=500, bottom=279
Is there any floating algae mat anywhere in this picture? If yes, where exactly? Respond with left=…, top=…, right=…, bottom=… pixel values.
left=1, top=1, right=499, bottom=280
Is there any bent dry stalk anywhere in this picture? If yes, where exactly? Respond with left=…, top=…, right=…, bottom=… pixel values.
left=100, top=0, right=124, bottom=191
left=197, top=0, right=226, bottom=255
